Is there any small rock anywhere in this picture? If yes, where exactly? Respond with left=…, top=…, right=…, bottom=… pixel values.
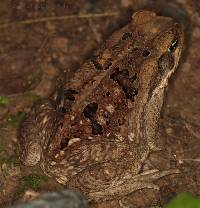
left=10, top=189, right=88, bottom=208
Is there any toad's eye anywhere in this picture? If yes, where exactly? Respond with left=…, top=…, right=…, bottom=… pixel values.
left=168, top=39, right=178, bottom=52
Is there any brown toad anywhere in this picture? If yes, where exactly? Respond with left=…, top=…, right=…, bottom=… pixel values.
left=19, top=11, right=184, bottom=201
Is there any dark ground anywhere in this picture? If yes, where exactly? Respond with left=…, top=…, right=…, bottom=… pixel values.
left=0, top=0, right=199, bottom=207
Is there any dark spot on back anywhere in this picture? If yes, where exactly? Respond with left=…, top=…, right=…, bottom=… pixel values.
left=91, top=56, right=103, bottom=70
left=122, top=32, right=133, bottom=40
left=83, top=102, right=98, bottom=119
left=110, top=68, right=138, bottom=101
left=64, top=89, right=78, bottom=101
left=92, top=121, right=103, bottom=135
left=122, top=87, right=138, bottom=101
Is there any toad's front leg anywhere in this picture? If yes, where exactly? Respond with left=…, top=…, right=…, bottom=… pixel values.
left=88, top=169, right=180, bottom=201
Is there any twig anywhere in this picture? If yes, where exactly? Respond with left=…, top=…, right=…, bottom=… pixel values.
left=0, top=12, right=118, bottom=29
left=177, top=158, right=200, bottom=162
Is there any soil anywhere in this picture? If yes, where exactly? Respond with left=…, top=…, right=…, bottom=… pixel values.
left=0, top=0, right=199, bottom=207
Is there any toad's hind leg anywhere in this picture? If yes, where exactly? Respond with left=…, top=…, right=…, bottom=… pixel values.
left=19, top=99, right=59, bottom=166
left=19, top=84, right=70, bottom=166
left=88, top=169, right=180, bottom=201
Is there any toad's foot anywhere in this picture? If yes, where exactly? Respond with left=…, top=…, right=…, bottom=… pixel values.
left=88, top=169, right=179, bottom=201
